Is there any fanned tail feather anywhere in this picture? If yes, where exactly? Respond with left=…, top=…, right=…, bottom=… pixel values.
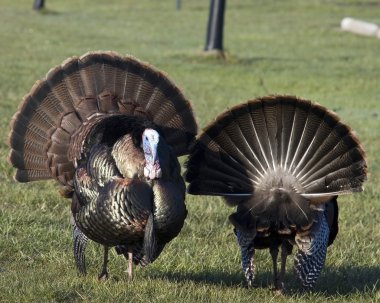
left=9, top=51, right=197, bottom=186
left=186, top=95, right=367, bottom=201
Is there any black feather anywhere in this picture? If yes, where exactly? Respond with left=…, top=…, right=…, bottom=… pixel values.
left=143, top=213, right=157, bottom=263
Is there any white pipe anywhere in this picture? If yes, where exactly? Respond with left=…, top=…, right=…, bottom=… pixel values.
left=341, top=17, right=379, bottom=38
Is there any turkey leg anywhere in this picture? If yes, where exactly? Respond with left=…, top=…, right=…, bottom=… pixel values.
left=98, top=246, right=109, bottom=281
left=278, top=241, right=293, bottom=293
left=270, top=245, right=281, bottom=292
left=127, top=250, right=133, bottom=280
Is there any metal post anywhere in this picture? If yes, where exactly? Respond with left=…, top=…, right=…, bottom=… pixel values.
left=204, top=0, right=226, bottom=53
left=32, top=0, right=45, bottom=10
left=176, top=0, right=181, bottom=10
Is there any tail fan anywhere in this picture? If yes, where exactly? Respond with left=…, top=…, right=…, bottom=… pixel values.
left=9, top=51, right=197, bottom=188
left=185, top=95, right=367, bottom=202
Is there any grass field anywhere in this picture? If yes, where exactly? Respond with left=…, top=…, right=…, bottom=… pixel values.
left=0, top=0, right=379, bottom=302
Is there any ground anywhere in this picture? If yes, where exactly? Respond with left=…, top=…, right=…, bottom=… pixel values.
left=0, top=0, right=379, bottom=302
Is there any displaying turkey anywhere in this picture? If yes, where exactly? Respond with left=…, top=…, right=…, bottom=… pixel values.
left=185, top=95, right=367, bottom=291
left=8, top=51, right=197, bottom=279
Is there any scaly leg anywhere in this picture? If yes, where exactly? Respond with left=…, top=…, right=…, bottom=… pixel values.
left=277, top=241, right=293, bottom=293
left=270, top=245, right=280, bottom=291
left=98, top=246, right=109, bottom=281
left=127, top=250, right=133, bottom=280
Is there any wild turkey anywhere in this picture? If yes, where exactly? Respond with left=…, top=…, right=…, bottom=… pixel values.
left=8, top=51, right=197, bottom=279
left=185, top=95, right=367, bottom=291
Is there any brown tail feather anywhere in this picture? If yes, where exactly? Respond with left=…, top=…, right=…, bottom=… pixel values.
left=15, top=169, right=52, bottom=182
left=9, top=51, right=197, bottom=186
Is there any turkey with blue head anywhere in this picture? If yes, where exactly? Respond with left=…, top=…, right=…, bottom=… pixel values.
left=8, top=51, right=197, bottom=280
left=185, top=95, right=367, bottom=292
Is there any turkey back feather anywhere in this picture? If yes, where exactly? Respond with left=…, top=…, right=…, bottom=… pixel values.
left=8, top=51, right=197, bottom=186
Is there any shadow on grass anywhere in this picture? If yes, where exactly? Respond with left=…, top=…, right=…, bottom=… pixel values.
left=167, top=53, right=306, bottom=66
left=310, top=265, right=380, bottom=296
left=232, top=55, right=356, bottom=66
left=151, top=265, right=380, bottom=296
left=334, top=1, right=380, bottom=7
left=150, top=269, right=245, bottom=287
left=166, top=51, right=357, bottom=67
left=34, top=9, right=60, bottom=15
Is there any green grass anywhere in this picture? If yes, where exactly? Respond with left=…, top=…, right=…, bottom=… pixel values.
left=0, top=0, right=380, bottom=302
